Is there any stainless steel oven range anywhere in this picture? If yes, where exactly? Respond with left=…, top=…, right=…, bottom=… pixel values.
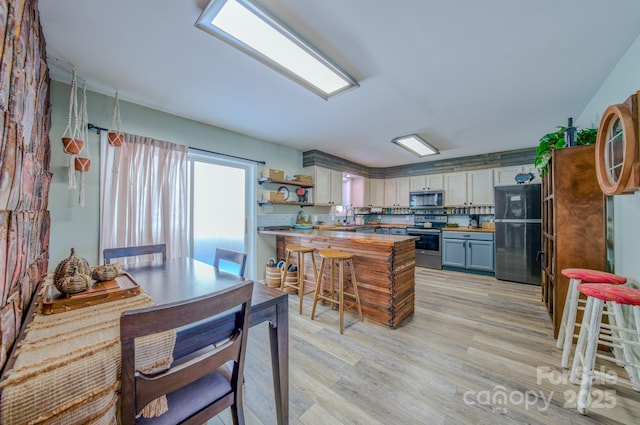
left=407, top=214, right=447, bottom=269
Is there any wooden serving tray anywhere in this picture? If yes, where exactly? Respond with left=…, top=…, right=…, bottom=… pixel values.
left=42, top=273, right=141, bottom=315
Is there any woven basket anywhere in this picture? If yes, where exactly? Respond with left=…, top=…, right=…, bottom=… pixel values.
left=53, top=248, right=92, bottom=294
left=56, top=273, right=90, bottom=294
left=261, top=168, right=284, bottom=180
left=293, top=174, right=313, bottom=185
left=281, top=272, right=298, bottom=294
left=265, top=266, right=281, bottom=287
left=262, top=191, right=286, bottom=202
left=91, top=264, right=122, bottom=281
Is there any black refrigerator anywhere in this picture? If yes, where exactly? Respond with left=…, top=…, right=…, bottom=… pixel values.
left=494, top=184, right=542, bottom=285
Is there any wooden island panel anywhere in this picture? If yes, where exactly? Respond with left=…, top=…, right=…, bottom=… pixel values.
left=260, top=229, right=417, bottom=328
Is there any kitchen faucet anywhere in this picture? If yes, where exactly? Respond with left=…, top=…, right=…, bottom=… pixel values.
left=345, top=206, right=355, bottom=225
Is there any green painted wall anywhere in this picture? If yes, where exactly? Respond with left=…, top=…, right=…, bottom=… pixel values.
left=48, top=81, right=306, bottom=278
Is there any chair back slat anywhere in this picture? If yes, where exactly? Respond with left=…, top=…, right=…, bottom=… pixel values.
left=103, top=243, right=167, bottom=264
left=214, top=248, right=247, bottom=277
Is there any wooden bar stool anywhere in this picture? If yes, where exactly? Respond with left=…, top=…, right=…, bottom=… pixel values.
left=557, top=268, right=627, bottom=368
left=311, top=249, right=363, bottom=334
left=569, top=283, right=640, bottom=415
left=280, top=244, right=318, bottom=314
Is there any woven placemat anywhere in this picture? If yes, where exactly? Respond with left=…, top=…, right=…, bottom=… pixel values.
left=0, top=273, right=175, bottom=424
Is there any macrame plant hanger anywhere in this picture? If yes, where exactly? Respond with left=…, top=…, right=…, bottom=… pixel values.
left=61, top=68, right=84, bottom=189
left=75, top=82, right=92, bottom=207
left=108, top=91, right=124, bottom=171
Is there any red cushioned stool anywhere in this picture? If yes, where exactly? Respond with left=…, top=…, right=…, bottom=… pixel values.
left=569, top=283, right=640, bottom=415
left=557, top=268, right=627, bottom=368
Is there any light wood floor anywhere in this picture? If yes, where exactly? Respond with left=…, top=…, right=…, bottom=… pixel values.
left=210, top=268, right=640, bottom=425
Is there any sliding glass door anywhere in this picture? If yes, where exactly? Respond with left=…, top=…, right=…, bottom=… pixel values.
left=188, top=150, right=255, bottom=275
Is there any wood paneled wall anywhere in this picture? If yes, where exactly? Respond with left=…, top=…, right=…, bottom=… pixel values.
left=0, top=0, right=51, bottom=371
left=303, top=147, right=536, bottom=178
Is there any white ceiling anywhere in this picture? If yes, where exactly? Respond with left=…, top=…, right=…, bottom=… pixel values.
left=38, top=0, right=640, bottom=168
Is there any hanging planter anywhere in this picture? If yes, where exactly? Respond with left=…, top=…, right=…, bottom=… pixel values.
left=61, top=69, right=83, bottom=155
left=62, top=137, right=84, bottom=154
left=107, top=131, right=124, bottom=147
left=75, top=82, right=92, bottom=207
left=108, top=91, right=124, bottom=147
left=61, top=69, right=84, bottom=190
left=108, top=90, right=124, bottom=172
left=74, top=157, right=91, bottom=172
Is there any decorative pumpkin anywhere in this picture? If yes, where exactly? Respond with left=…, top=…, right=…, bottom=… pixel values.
left=57, top=272, right=91, bottom=295
left=91, top=264, right=122, bottom=282
left=53, top=248, right=92, bottom=294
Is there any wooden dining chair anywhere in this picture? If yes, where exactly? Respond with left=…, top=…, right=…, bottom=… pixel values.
left=103, top=243, right=167, bottom=264
left=214, top=248, right=247, bottom=277
left=120, top=280, right=254, bottom=425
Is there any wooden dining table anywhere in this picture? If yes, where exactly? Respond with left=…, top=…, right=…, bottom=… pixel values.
left=124, top=257, right=290, bottom=425
left=0, top=257, right=289, bottom=425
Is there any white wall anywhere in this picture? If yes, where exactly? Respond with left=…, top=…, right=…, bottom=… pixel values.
left=576, top=33, right=640, bottom=284
left=48, top=81, right=306, bottom=278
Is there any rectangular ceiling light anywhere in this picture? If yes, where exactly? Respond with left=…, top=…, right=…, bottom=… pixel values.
left=195, top=0, right=359, bottom=99
left=392, top=134, right=439, bottom=157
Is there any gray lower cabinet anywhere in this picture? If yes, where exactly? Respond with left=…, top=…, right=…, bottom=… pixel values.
left=355, top=227, right=375, bottom=233
left=442, top=231, right=495, bottom=273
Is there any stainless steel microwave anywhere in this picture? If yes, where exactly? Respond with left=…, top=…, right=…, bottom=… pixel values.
left=409, top=190, right=444, bottom=208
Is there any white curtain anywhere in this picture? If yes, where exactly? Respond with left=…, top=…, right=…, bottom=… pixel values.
left=99, top=132, right=188, bottom=263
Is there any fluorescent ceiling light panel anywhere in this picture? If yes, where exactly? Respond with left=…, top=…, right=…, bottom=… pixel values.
left=392, top=134, right=439, bottom=157
left=195, top=0, right=359, bottom=99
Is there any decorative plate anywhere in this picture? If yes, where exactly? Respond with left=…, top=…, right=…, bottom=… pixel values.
left=277, top=186, right=289, bottom=200
left=292, top=224, right=314, bottom=229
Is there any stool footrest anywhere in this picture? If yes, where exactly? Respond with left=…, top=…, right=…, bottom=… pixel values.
left=282, top=285, right=316, bottom=298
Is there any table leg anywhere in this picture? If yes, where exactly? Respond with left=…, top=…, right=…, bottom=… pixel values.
left=269, top=297, right=289, bottom=425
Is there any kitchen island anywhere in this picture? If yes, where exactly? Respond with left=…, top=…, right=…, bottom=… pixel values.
left=259, top=228, right=418, bottom=328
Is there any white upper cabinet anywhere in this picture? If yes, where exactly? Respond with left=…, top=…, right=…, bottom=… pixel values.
left=349, top=176, right=366, bottom=207
left=384, top=177, right=410, bottom=207
left=467, top=169, right=494, bottom=205
left=384, top=178, right=397, bottom=206
left=308, top=166, right=343, bottom=205
left=305, top=164, right=534, bottom=208
left=397, top=177, right=411, bottom=207
left=493, top=166, right=525, bottom=186
left=330, top=170, right=343, bottom=204
left=409, top=175, right=425, bottom=192
left=494, top=165, right=540, bottom=186
left=425, top=174, right=444, bottom=190
left=444, top=172, right=467, bottom=206
left=368, top=178, right=385, bottom=207
left=445, top=170, right=494, bottom=206
left=410, top=174, right=443, bottom=191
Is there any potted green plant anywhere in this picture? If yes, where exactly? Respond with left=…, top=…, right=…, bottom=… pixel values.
left=534, top=126, right=566, bottom=177
left=576, top=128, right=598, bottom=146
left=534, top=126, right=598, bottom=177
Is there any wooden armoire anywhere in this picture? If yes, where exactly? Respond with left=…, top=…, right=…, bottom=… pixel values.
left=541, top=144, right=606, bottom=338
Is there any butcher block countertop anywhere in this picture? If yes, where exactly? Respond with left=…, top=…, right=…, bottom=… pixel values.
left=258, top=228, right=417, bottom=328
left=313, top=224, right=408, bottom=231
left=442, top=226, right=495, bottom=233
left=259, top=228, right=417, bottom=243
